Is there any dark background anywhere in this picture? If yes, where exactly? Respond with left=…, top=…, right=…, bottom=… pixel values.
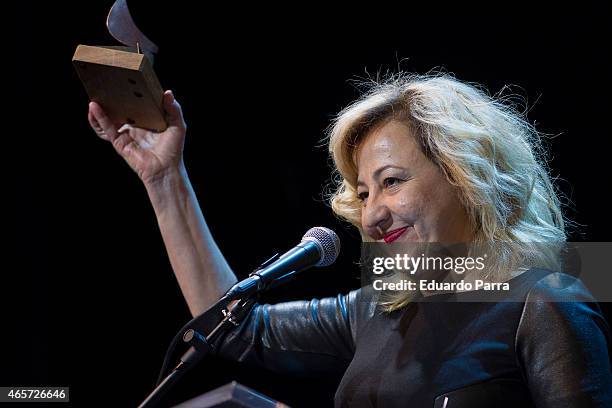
left=7, top=3, right=611, bottom=407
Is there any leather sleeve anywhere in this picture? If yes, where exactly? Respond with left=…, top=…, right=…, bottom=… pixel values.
left=213, top=288, right=375, bottom=378
left=516, top=272, right=612, bottom=407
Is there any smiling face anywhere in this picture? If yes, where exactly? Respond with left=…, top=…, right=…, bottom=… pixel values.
left=356, top=119, right=475, bottom=243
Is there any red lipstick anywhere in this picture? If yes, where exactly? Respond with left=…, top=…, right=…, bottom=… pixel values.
left=383, top=226, right=410, bottom=243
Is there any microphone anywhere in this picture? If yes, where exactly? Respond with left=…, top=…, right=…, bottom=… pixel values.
left=224, top=227, right=340, bottom=300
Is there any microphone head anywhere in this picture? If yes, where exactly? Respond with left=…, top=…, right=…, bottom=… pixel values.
left=302, top=227, right=340, bottom=267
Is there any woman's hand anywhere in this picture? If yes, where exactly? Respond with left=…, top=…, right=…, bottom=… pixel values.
left=88, top=91, right=237, bottom=315
left=88, top=90, right=186, bottom=186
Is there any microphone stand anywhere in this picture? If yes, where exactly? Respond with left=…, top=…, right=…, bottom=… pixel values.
left=138, top=253, right=281, bottom=408
left=137, top=296, right=257, bottom=408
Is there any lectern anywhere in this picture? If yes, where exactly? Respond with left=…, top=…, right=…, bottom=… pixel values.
left=173, top=382, right=290, bottom=408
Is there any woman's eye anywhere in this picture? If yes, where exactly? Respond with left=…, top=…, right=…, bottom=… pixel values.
left=383, top=177, right=403, bottom=188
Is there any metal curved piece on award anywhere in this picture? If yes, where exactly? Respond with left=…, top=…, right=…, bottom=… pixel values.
left=73, top=0, right=167, bottom=132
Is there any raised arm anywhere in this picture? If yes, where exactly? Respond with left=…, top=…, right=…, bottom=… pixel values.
left=87, top=91, right=237, bottom=316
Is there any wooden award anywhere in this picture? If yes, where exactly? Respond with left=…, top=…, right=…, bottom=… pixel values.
left=72, top=0, right=167, bottom=132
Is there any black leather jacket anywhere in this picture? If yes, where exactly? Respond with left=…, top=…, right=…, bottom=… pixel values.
left=215, top=270, right=612, bottom=407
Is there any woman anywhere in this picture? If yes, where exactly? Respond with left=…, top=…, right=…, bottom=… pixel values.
left=88, top=74, right=612, bottom=407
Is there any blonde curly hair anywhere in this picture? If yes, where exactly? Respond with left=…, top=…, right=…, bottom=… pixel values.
left=326, top=73, right=568, bottom=311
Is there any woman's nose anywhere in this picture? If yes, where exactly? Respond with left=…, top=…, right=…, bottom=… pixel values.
left=362, top=195, right=393, bottom=239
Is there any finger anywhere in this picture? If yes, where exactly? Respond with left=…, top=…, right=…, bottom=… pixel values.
left=118, top=123, right=155, bottom=148
left=88, top=107, right=108, bottom=140
left=163, top=90, right=186, bottom=130
left=116, top=124, right=157, bottom=156
left=112, top=125, right=136, bottom=155
left=89, top=102, right=119, bottom=141
left=113, top=131, right=148, bottom=165
left=118, top=123, right=133, bottom=134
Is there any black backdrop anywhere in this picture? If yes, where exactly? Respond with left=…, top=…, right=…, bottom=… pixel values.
left=7, top=4, right=612, bottom=407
